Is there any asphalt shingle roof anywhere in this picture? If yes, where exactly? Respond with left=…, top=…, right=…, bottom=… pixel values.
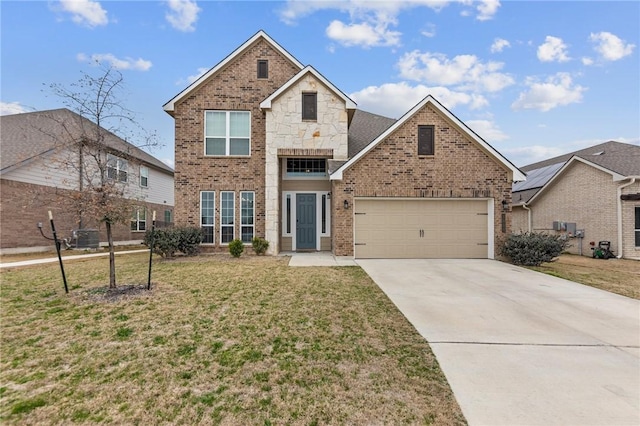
left=347, top=109, right=397, bottom=159
left=1, top=108, right=173, bottom=174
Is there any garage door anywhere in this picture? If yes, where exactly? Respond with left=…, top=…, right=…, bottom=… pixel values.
left=354, top=199, right=489, bottom=259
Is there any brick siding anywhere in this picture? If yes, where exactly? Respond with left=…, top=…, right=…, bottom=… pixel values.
left=332, top=104, right=512, bottom=256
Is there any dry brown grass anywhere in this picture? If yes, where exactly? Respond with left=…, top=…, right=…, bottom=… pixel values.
left=0, top=254, right=465, bottom=425
left=529, top=254, right=640, bottom=299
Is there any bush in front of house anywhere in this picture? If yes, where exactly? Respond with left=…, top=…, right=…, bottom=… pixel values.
left=251, top=237, right=269, bottom=255
left=501, top=232, right=568, bottom=266
left=229, top=239, right=244, bottom=258
left=144, top=227, right=202, bottom=258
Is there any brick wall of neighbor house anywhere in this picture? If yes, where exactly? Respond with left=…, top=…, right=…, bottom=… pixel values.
left=511, top=206, right=529, bottom=233
left=332, top=104, right=513, bottom=257
left=172, top=39, right=300, bottom=251
left=529, top=162, right=620, bottom=256
left=0, top=179, right=168, bottom=252
left=621, top=181, right=640, bottom=259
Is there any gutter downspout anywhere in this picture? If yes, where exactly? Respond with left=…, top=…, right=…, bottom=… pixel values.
left=616, top=177, right=639, bottom=259
left=522, top=203, right=532, bottom=233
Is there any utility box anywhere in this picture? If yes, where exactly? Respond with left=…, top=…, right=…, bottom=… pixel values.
left=553, top=221, right=565, bottom=231
left=74, top=229, right=99, bottom=249
left=566, top=222, right=577, bottom=236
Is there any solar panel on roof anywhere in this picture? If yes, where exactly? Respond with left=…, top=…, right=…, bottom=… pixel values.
left=513, top=161, right=565, bottom=192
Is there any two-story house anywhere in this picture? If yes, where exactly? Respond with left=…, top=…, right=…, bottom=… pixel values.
left=0, top=108, right=174, bottom=253
left=164, top=30, right=525, bottom=258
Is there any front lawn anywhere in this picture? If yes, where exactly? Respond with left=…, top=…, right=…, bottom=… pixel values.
left=0, top=254, right=465, bottom=425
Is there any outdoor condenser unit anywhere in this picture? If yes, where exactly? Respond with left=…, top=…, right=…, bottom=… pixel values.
left=74, top=229, right=99, bottom=249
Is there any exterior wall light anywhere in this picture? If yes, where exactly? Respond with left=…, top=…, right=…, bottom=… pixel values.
left=343, top=199, right=350, bottom=210
left=502, top=199, right=509, bottom=211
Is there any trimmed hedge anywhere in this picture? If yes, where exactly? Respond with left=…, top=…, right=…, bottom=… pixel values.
left=144, top=227, right=202, bottom=258
left=501, top=232, right=568, bottom=266
left=251, top=237, right=269, bottom=255
left=229, top=239, right=244, bottom=258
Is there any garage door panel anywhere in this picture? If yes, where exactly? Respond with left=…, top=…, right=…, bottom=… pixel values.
left=354, top=199, right=489, bottom=259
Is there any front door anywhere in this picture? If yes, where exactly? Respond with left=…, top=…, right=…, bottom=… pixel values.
left=296, top=193, right=316, bottom=250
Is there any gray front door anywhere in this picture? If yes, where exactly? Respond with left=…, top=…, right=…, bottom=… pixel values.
left=296, top=193, right=316, bottom=250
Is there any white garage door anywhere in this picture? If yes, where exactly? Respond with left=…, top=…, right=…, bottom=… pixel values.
left=354, top=199, right=490, bottom=259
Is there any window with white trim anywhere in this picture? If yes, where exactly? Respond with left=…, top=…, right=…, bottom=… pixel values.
left=131, top=207, right=146, bottom=231
left=635, top=206, right=640, bottom=247
left=284, top=194, right=292, bottom=235
left=205, top=111, right=250, bottom=156
left=140, top=166, right=148, bottom=187
left=107, top=154, right=128, bottom=182
left=284, top=158, right=327, bottom=179
left=241, top=191, right=255, bottom=243
left=221, top=191, right=235, bottom=244
left=201, top=191, right=215, bottom=244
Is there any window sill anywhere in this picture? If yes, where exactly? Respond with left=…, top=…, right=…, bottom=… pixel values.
left=204, top=155, right=251, bottom=158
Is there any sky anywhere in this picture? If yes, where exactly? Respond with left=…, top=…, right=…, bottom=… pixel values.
left=1, top=0, right=639, bottom=168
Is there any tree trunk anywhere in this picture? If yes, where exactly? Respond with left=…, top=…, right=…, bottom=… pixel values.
left=106, top=220, right=116, bottom=288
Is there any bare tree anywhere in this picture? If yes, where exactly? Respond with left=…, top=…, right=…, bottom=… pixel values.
left=42, top=65, right=159, bottom=288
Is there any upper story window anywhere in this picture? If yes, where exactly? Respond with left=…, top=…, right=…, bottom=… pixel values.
left=257, top=60, right=268, bottom=79
left=107, top=154, right=128, bottom=182
left=205, top=111, right=251, bottom=156
left=418, top=125, right=435, bottom=156
left=140, top=166, right=148, bottom=187
left=635, top=206, right=640, bottom=247
left=302, top=92, right=317, bottom=121
left=285, top=158, right=327, bottom=178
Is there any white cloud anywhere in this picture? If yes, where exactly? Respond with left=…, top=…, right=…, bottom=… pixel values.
left=58, top=0, right=108, bottom=28
left=398, top=51, right=514, bottom=93
left=490, top=38, right=510, bottom=53
left=589, top=31, right=635, bottom=61
left=166, top=0, right=201, bottom=32
left=537, top=36, right=570, bottom=62
left=512, top=73, right=586, bottom=112
left=161, top=158, right=175, bottom=169
left=476, top=0, right=500, bottom=21
left=0, top=101, right=29, bottom=116
left=279, top=1, right=500, bottom=47
left=326, top=19, right=401, bottom=48
left=503, top=145, right=565, bottom=166
left=466, top=119, right=508, bottom=142
left=175, top=67, right=208, bottom=86
left=77, top=53, right=152, bottom=71
left=421, top=23, right=436, bottom=38
left=581, top=57, right=594, bottom=66
left=349, top=82, right=488, bottom=118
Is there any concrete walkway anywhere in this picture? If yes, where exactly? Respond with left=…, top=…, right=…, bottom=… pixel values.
left=0, top=249, right=149, bottom=269
left=285, top=251, right=357, bottom=267
left=357, top=259, right=640, bottom=426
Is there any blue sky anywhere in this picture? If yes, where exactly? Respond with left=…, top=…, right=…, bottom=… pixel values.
left=1, top=0, right=638, bottom=167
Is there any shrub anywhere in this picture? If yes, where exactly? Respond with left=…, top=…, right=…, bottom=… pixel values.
left=251, top=237, right=269, bottom=255
left=501, top=232, right=568, bottom=266
left=228, top=239, right=244, bottom=258
left=144, top=227, right=202, bottom=258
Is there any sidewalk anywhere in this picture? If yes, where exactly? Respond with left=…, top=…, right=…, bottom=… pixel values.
left=0, top=249, right=149, bottom=269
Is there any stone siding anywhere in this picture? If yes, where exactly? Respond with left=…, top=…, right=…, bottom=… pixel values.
left=332, top=104, right=513, bottom=257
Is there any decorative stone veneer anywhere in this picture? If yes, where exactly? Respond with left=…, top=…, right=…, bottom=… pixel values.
left=331, top=104, right=513, bottom=257
left=263, top=73, right=349, bottom=253
left=172, top=39, right=301, bottom=252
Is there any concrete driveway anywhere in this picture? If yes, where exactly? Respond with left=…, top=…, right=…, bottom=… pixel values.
left=357, top=259, right=640, bottom=426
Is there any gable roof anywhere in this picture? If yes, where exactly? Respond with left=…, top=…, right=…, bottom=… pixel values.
left=163, top=30, right=304, bottom=115
left=513, top=141, right=640, bottom=204
left=331, top=95, right=526, bottom=181
left=259, top=65, right=357, bottom=111
left=1, top=108, right=173, bottom=175
left=347, top=109, right=397, bottom=158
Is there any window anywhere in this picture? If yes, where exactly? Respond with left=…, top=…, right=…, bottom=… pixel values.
left=201, top=191, right=215, bottom=243
left=285, top=158, right=327, bottom=178
left=285, top=194, right=291, bottom=235
left=257, top=60, right=268, bottom=79
left=418, top=125, right=435, bottom=156
left=140, top=166, right=148, bottom=187
left=205, top=111, right=250, bottom=156
left=635, top=206, right=640, bottom=247
left=221, top=191, right=235, bottom=244
left=164, top=209, right=172, bottom=225
left=241, top=191, right=255, bottom=243
left=321, top=194, right=327, bottom=234
left=107, top=154, right=128, bottom=182
left=302, top=92, right=317, bottom=121
left=131, top=207, right=146, bottom=231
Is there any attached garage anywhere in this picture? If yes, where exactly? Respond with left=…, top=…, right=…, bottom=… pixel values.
left=354, top=199, right=492, bottom=259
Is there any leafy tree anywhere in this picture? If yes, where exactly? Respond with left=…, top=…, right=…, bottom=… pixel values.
left=43, top=65, right=159, bottom=288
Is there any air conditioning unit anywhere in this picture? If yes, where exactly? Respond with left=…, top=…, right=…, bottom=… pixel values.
left=73, top=229, right=99, bottom=249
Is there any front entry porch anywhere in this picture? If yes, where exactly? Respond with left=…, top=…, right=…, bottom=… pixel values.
left=280, top=191, right=331, bottom=253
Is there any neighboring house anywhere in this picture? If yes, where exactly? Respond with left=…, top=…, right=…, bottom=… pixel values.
left=0, top=108, right=175, bottom=253
left=512, top=141, right=640, bottom=260
left=164, top=30, right=525, bottom=258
